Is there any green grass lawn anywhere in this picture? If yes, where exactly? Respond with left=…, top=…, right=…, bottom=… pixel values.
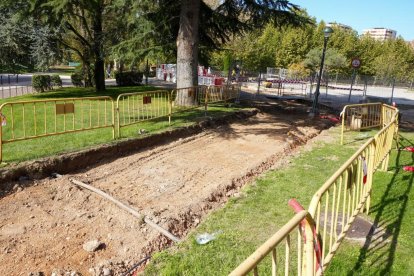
left=0, top=86, right=243, bottom=164
left=0, top=85, right=160, bottom=105
left=143, top=128, right=414, bottom=276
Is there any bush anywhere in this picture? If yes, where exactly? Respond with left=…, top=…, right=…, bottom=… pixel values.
left=71, top=73, right=84, bottom=87
left=51, top=74, right=62, bottom=88
left=32, top=75, right=52, bottom=93
left=115, top=71, right=143, bottom=86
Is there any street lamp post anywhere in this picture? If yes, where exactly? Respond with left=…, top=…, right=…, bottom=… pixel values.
left=311, top=26, right=333, bottom=116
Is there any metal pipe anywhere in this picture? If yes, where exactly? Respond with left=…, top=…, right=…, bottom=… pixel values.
left=348, top=69, right=356, bottom=102
left=66, top=177, right=180, bottom=243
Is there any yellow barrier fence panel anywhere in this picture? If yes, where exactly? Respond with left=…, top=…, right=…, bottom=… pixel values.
left=207, top=84, right=241, bottom=105
left=207, top=85, right=224, bottom=103
left=308, top=105, right=398, bottom=273
left=340, top=103, right=382, bottom=145
left=233, top=104, right=398, bottom=275
left=373, top=116, right=398, bottom=172
left=171, top=86, right=207, bottom=113
left=0, top=97, right=115, bottom=163
left=229, top=210, right=308, bottom=276
left=307, top=138, right=375, bottom=273
left=382, top=104, right=399, bottom=127
left=116, top=90, right=170, bottom=138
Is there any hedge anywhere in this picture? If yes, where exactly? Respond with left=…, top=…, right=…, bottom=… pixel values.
left=51, top=74, right=62, bottom=88
left=115, top=71, right=143, bottom=86
left=71, top=73, right=84, bottom=87
left=32, top=75, right=52, bottom=93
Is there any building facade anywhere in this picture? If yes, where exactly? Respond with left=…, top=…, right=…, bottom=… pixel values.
left=327, top=22, right=353, bottom=31
left=362, top=28, right=397, bottom=41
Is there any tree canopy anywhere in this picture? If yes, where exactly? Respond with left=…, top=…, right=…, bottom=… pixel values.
left=212, top=20, right=414, bottom=82
left=2, top=0, right=414, bottom=92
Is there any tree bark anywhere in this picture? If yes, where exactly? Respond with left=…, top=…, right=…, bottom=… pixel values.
left=92, top=1, right=105, bottom=92
left=176, top=0, right=201, bottom=106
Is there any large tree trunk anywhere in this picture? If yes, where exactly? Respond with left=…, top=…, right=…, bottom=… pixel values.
left=176, top=0, right=201, bottom=106
left=93, top=1, right=105, bottom=92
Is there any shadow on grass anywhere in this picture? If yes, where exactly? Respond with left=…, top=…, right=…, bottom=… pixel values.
left=348, top=134, right=414, bottom=275
left=115, top=105, right=242, bottom=138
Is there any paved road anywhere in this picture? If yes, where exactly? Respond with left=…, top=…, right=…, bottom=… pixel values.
left=0, top=74, right=119, bottom=99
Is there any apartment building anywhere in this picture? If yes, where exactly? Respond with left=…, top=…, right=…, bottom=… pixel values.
left=362, top=28, right=397, bottom=41
left=327, top=22, right=353, bottom=31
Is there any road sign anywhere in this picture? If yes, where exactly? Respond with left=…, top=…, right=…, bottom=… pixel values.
left=351, top=58, right=361, bottom=69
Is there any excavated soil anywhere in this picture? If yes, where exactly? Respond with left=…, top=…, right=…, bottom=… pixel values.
left=0, top=100, right=335, bottom=275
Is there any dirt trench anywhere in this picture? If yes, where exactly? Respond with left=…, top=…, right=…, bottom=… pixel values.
left=0, top=101, right=335, bottom=275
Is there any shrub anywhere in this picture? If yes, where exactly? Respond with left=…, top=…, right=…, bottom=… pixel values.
left=51, top=74, right=62, bottom=88
left=115, top=71, right=143, bottom=86
left=71, top=73, right=84, bottom=87
left=32, top=74, right=52, bottom=93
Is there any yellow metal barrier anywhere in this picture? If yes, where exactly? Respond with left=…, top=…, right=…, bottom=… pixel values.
left=207, top=84, right=241, bottom=104
left=340, top=103, right=382, bottom=145
left=0, top=85, right=240, bottom=162
left=225, top=83, right=242, bottom=101
left=229, top=210, right=309, bottom=276
left=308, top=107, right=398, bottom=275
left=0, top=97, right=115, bottom=163
left=171, top=86, right=208, bottom=112
left=231, top=104, right=399, bottom=276
left=382, top=104, right=398, bottom=127
left=171, top=84, right=240, bottom=114
left=307, top=139, right=375, bottom=274
left=116, top=90, right=171, bottom=138
left=373, top=115, right=398, bottom=172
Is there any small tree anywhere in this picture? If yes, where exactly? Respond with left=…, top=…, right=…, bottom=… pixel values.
left=304, top=48, right=347, bottom=75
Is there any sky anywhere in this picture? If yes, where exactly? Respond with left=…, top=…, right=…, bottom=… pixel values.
left=292, top=0, right=414, bottom=41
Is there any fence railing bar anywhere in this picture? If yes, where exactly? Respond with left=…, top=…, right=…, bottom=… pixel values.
left=297, top=228, right=302, bottom=276
left=329, top=184, right=336, bottom=252
left=272, top=248, right=277, bottom=276
left=285, top=234, right=290, bottom=276
left=229, top=211, right=307, bottom=276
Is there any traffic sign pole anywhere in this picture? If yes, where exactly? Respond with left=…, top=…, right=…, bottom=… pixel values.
left=348, top=58, right=361, bottom=102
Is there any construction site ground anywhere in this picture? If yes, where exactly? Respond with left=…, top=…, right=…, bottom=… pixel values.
left=0, top=100, right=336, bottom=275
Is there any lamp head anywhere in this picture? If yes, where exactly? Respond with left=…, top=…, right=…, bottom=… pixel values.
left=324, top=26, right=334, bottom=38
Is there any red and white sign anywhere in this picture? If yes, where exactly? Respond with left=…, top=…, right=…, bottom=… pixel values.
left=351, top=58, right=361, bottom=69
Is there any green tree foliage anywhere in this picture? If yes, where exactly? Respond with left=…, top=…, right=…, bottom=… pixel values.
left=356, top=36, right=381, bottom=76
left=109, top=1, right=175, bottom=69
left=0, top=1, right=34, bottom=72
left=276, top=25, right=314, bottom=67
left=0, top=0, right=63, bottom=73
left=3, top=0, right=414, bottom=88
left=304, top=48, right=347, bottom=73
left=141, top=0, right=311, bottom=89
left=31, top=0, right=116, bottom=91
left=373, top=38, right=414, bottom=82
left=212, top=20, right=414, bottom=82
left=30, top=26, right=61, bottom=71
